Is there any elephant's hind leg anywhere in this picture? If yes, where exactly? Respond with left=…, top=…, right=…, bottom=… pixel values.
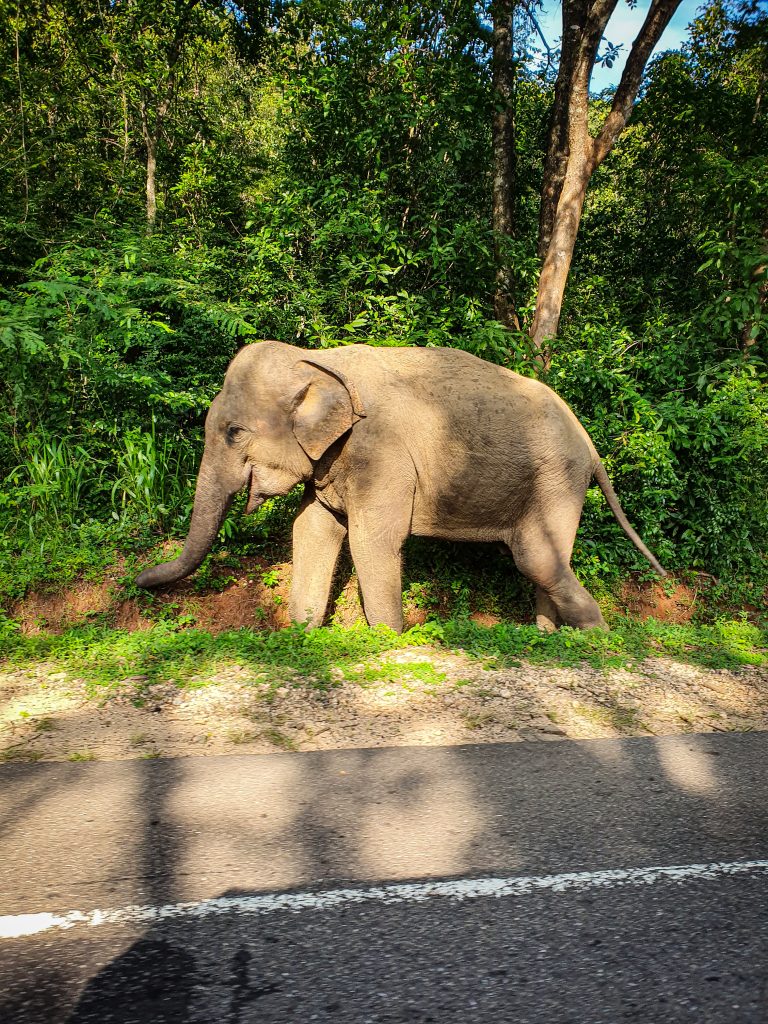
left=509, top=506, right=606, bottom=631
left=535, top=588, right=562, bottom=633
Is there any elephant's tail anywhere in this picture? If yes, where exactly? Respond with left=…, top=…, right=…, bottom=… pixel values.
left=592, top=458, right=667, bottom=577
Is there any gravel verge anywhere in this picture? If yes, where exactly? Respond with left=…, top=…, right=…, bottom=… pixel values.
left=1, top=646, right=767, bottom=763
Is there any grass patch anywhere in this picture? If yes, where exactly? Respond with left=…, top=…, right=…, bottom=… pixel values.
left=462, top=712, right=498, bottom=730
left=342, top=660, right=446, bottom=687
left=573, top=701, right=652, bottom=734
left=263, top=727, right=297, bottom=751
left=0, top=521, right=127, bottom=607
left=0, top=617, right=764, bottom=704
left=439, top=617, right=767, bottom=671
left=227, top=728, right=258, bottom=744
left=0, top=747, right=43, bottom=762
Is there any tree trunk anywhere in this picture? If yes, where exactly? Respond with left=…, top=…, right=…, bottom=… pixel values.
left=14, top=22, right=29, bottom=220
left=529, top=150, right=592, bottom=355
left=538, top=2, right=591, bottom=261
left=140, top=101, right=158, bottom=233
left=145, top=134, right=157, bottom=233
left=491, top=0, right=519, bottom=329
left=140, top=97, right=169, bottom=234
left=530, top=0, right=682, bottom=366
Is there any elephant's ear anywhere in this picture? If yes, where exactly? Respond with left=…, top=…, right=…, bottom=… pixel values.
left=291, top=360, right=366, bottom=461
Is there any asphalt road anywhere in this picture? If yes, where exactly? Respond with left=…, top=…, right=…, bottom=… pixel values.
left=1, top=733, right=767, bottom=1023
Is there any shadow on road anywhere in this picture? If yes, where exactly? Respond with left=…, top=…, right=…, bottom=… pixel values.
left=1, top=734, right=767, bottom=1023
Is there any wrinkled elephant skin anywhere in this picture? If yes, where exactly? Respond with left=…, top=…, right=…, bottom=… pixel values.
left=136, top=341, right=665, bottom=632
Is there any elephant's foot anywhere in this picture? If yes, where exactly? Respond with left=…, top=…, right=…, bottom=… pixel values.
left=538, top=579, right=607, bottom=632
left=536, top=614, right=558, bottom=633
left=535, top=588, right=560, bottom=633
left=289, top=602, right=325, bottom=630
left=363, top=606, right=404, bottom=634
left=560, top=600, right=607, bottom=631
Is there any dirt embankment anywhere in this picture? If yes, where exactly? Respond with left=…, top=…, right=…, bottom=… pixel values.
left=3, top=563, right=765, bottom=764
left=11, top=554, right=712, bottom=637
left=12, top=555, right=296, bottom=635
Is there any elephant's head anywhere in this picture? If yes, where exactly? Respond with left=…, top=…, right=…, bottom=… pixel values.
left=136, top=341, right=365, bottom=589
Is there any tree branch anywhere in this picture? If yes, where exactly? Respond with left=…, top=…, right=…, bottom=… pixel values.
left=593, top=0, right=681, bottom=163
left=519, top=0, right=555, bottom=71
left=538, top=0, right=617, bottom=256
left=575, top=0, right=620, bottom=101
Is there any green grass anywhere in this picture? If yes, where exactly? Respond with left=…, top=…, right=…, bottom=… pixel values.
left=0, top=616, right=764, bottom=705
left=573, top=701, right=652, bottom=734
left=263, top=727, right=298, bottom=750
left=0, top=522, right=121, bottom=606
left=341, top=660, right=446, bottom=687
left=0, top=747, right=43, bottom=763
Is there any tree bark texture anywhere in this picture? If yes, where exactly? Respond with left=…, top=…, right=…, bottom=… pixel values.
left=140, top=97, right=169, bottom=234
left=491, top=0, right=519, bottom=329
left=14, top=23, right=29, bottom=220
left=140, top=102, right=157, bottom=233
left=531, top=0, right=682, bottom=365
left=537, top=0, right=593, bottom=262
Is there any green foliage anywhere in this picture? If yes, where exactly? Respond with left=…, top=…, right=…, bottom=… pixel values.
left=5, top=433, right=97, bottom=536
left=545, top=314, right=768, bottom=596
left=0, top=521, right=120, bottom=606
left=2, top=618, right=764, bottom=699
left=111, top=421, right=197, bottom=531
left=696, top=155, right=768, bottom=348
left=0, top=0, right=766, bottom=612
left=403, top=537, right=533, bottom=621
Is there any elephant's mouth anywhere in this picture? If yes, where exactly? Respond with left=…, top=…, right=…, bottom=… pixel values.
left=245, top=468, right=265, bottom=515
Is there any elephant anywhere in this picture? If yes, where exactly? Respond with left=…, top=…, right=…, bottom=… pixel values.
left=136, top=340, right=665, bottom=632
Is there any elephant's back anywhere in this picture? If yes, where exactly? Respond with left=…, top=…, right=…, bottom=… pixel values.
left=328, top=344, right=578, bottom=438
left=327, top=343, right=544, bottom=404
left=326, top=347, right=594, bottom=538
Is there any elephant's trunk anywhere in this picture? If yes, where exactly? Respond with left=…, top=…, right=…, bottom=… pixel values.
left=136, top=456, right=239, bottom=589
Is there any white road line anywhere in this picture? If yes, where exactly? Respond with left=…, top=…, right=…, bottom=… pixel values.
left=2, top=859, right=767, bottom=940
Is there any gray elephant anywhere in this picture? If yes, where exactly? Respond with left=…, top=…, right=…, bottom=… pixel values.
left=136, top=340, right=665, bottom=631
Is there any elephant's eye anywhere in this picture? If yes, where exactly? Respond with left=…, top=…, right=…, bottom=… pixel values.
left=227, top=425, right=245, bottom=444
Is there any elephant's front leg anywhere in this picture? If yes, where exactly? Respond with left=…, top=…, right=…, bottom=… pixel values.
left=290, top=491, right=347, bottom=628
left=347, top=504, right=411, bottom=633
